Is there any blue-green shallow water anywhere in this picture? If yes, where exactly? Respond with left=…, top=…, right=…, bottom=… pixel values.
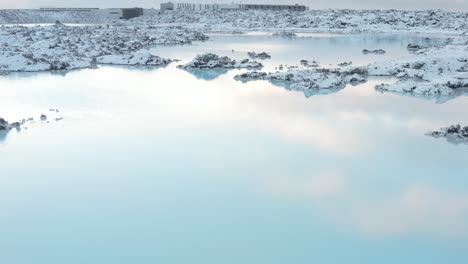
left=0, top=33, right=467, bottom=264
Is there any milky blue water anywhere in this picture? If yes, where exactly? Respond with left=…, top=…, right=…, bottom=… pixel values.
left=0, top=33, right=467, bottom=264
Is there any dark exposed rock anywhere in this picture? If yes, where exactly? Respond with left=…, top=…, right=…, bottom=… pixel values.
left=248, top=52, right=271, bottom=60
left=49, top=60, right=70, bottom=71
left=362, top=49, right=386, bottom=55
left=272, top=31, right=296, bottom=37
left=407, top=44, right=426, bottom=50
left=338, top=61, right=352, bottom=67
left=90, top=57, right=98, bottom=68
left=300, top=60, right=319, bottom=67
left=233, top=71, right=268, bottom=81
left=0, top=118, right=8, bottom=131
left=427, top=124, right=468, bottom=145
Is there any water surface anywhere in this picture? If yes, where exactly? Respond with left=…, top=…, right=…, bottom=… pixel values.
left=0, top=33, right=467, bottom=264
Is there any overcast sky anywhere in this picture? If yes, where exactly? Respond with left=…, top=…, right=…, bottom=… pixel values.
left=1, top=0, right=467, bottom=11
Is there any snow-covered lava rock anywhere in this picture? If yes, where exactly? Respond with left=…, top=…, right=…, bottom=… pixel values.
left=362, top=49, right=386, bottom=55
left=369, top=43, right=468, bottom=100
left=427, top=125, right=468, bottom=145
left=178, top=53, right=263, bottom=69
left=0, top=23, right=208, bottom=72
left=235, top=66, right=367, bottom=96
left=407, top=44, right=428, bottom=51
left=338, top=61, right=353, bottom=67
left=300, top=60, right=320, bottom=67
left=248, top=52, right=271, bottom=60
left=97, top=50, right=172, bottom=66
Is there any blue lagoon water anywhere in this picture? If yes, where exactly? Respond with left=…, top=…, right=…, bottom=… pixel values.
left=0, top=33, right=468, bottom=264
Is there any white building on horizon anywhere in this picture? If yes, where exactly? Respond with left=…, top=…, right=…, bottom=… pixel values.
left=160, top=2, right=307, bottom=12
left=160, top=2, right=243, bottom=11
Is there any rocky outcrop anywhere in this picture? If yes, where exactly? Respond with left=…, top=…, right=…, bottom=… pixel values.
left=0, top=118, right=9, bottom=131
left=362, top=49, right=386, bottom=55
left=178, top=53, right=263, bottom=69
left=235, top=67, right=367, bottom=95
left=338, top=61, right=352, bottom=67
left=0, top=118, right=27, bottom=133
left=300, top=60, right=320, bottom=67
left=369, top=44, right=468, bottom=101
left=427, top=125, right=468, bottom=145
left=407, top=44, right=427, bottom=50
left=248, top=52, right=271, bottom=60
left=97, top=50, right=172, bottom=66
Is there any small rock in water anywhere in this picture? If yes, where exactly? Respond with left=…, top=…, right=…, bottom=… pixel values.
left=427, top=124, right=468, bottom=145
left=273, top=31, right=297, bottom=37
left=90, top=58, right=98, bottom=69
left=0, top=118, right=8, bottom=131
left=49, top=60, right=70, bottom=71
left=10, top=122, right=21, bottom=131
left=300, top=60, right=319, bottom=67
left=338, top=61, right=352, bottom=67
left=54, top=20, right=65, bottom=27
left=407, top=44, right=426, bottom=50
left=248, top=52, right=271, bottom=60
left=362, top=49, right=386, bottom=55
left=0, top=118, right=21, bottom=132
left=234, top=71, right=268, bottom=81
